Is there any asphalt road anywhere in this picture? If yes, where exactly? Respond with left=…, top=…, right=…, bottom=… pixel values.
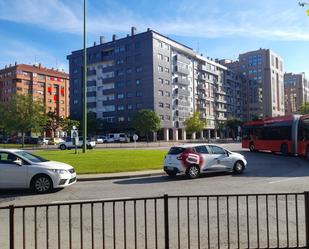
left=1, top=143, right=309, bottom=206
left=1, top=144, right=309, bottom=249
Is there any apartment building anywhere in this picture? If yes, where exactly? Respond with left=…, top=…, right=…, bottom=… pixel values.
left=284, top=72, right=309, bottom=114
left=224, top=49, right=285, bottom=120
left=0, top=63, right=69, bottom=118
left=67, top=28, right=242, bottom=140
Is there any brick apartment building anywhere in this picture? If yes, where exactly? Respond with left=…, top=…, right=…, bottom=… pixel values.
left=0, top=63, right=69, bottom=118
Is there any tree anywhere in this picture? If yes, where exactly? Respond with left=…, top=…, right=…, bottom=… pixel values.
left=1, top=94, right=48, bottom=147
left=184, top=112, right=207, bottom=138
left=132, top=109, right=160, bottom=141
left=60, top=118, right=80, bottom=134
left=226, top=118, right=243, bottom=139
left=45, top=111, right=61, bottom=137
left=298, top=102, right=309, bottom=115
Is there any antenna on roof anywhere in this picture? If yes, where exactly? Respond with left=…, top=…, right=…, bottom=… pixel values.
left=196, top=41, right=200, bottom=53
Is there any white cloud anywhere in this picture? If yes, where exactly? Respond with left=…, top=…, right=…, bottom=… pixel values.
left=0, top=0, right=308, bottom=41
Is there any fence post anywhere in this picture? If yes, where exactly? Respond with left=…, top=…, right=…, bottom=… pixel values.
left=164, top=194, right=169, bottom=249
left=305, top=192, right=309, bottom=249
left=9, top=205, right=14, bottom=249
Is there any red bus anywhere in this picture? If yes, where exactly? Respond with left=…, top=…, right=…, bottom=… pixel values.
left=242, top=114, right=309, bottom=158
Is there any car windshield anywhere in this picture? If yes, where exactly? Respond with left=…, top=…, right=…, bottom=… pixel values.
left=15, top=151, right=49, bottom=163
left=168, top=147, right=187, bottom=155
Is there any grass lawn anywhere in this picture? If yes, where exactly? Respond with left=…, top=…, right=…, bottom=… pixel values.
left=35, top=149, right=167, bottom=174
left=0, top=144, right=39, bottom=149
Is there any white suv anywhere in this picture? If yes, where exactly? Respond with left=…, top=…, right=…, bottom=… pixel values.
left=0, top=149, right=76, bottom=193
left=164, top=144, right=247, bottom=179
left=58, top=137, right=96, bottom=150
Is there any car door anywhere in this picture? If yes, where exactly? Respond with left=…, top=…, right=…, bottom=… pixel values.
left=193, top=145, right=218, bottom=172
left=0, top=152, right=28, bottom=188
left=207, top=145, right=233, bottom=171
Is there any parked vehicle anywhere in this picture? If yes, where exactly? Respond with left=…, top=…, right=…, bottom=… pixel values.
left=58, top=137, right=96, bottom=150
left=96, top=136, right=107, bottom=144
left=0, top=149, right=77, bottom=193
left=106, top=133, right=130, bottom=143
left=242, top=114, right=309, bottom=159
left=163, top=144, right=247, bottom=179
left=48, top=137, right=65, bottom=145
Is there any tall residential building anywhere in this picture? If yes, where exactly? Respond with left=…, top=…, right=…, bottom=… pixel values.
left=67, top=28, right=242, bottom=140
left=224, top=49, right=285, bottom=120
left=284, top=72, right=309, bottom=115
left=0, top=63, right=70, bottom=118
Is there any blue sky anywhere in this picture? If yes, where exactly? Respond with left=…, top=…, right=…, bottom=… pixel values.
left=0, top=0, right=309, bottom=75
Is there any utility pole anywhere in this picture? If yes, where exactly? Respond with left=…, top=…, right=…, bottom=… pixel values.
left=82, top=0, right=87, bottom=153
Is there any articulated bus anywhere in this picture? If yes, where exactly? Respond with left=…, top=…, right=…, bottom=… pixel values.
left=242, top=114, right=309, bottom=159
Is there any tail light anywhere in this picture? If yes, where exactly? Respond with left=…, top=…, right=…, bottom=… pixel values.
left=177, top=155, right=183, bottom=160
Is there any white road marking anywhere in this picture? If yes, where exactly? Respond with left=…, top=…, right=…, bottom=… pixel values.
left=268, top=177, right=299, bottom=184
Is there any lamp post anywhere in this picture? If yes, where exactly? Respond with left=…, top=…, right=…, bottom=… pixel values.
left=82, top=0, right=87, bottom=153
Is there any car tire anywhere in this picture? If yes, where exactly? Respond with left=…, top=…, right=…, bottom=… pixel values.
left=233, top=161, right=244, bottom=174
left=249, top=143, right=255, bottom=152
left=186, top=165, right=200, bottom=179
left=166, top=171, right=177, bottom=177
left=60, top=144, right=66, bottom=150
left=31, top=174, right=53, bottom=194
left=280, top=143, right=288, bottom=155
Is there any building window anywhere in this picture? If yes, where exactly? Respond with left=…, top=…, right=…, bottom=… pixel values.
left=165, top=91, right=170, bottom=97
left=165, top=79, right=170, bottom=85
left=136, top=79, right=141, bottom=85
left=165, top=56, right=169, bottom=62
left=165, top=103, right=170, bottom=109
left=135, top=42, right=141, bottom=49
left=165, top=115, right=171, bottom=120
left=117, top=93, right=125, bottom=99
left=136, top=91, right=142, bottom=97
left=158, top=66, right=163, bottom=72
left=117, top=81, right=125, bottom=88
left=118, top=117, right=125, bottom=122
left=136, top=67, right=142, bottom=73
left=136, top=103, right=142, bottom=109
left=116, top=59, right=124, bottom=65
left=164, top=68, right=169, bottom=73
left=158, top=78, right=163, bottom=84
left=158, top=54, right=164, bottom=60
left=160, top=115, right=164, bottom=120
left=118, top=105, right=125, bottom=111
left=127, top=104, right=133, bottom=110
left=127, top=92, right=132, bottom=98
left=159, top=102, right=164, bottom=108
left=158, top=90, right=164, bottom=96
left=126, top=68, right=132, bottom=74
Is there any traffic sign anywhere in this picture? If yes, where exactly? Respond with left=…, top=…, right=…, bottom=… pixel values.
left=133, top=134, right=138, bottom=141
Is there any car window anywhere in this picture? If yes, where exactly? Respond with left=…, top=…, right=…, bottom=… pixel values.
left=208, top=145, right=226, bottom=155
left=194, top=146, right=209, bottom=154
left=15, top=151, right=49, bottom=163
left=168, top=147, right=186, bottom=155
left=0, top=152, right=19, bottom=164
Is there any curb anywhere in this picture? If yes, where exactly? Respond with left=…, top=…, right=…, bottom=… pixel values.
left=77, top=171, right=166, bottom=182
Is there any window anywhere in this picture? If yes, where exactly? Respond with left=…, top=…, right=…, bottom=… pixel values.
left=136, top=91, right=142, bottom=97
left=158, top=90, right=164, bottom=96
left=159, top=102, right=164, bottom=108
left=136, top=79, right=141, bottom=85
left=165, top=56, right=170, bottom=62
left=118, top=105, right=125, bottom=111
left=194, top=146, right=209, bottom=154
left=158, top=53, right=164, bottom=60
left=116, top=59, right=124, bottom=65
left=135, top=42, right=141, bottom=49
left=209, top=145, right=226, bottom=155
left=102, top=105, right=115, bottom=112
left=117, top=93, right=124, bottom=99
left=165, top=115, right=170, bottom=120
left=165, top=79, right=170, bottom=85
left=0, top=152, right=21, bottom=164
left=165, top=91, right=170, bottom=97
left=127, top=104, right=133, bottom=110
left=158, top=66, right=163, bottom=72
left=118, top=117, right=125, bottom=122
left=136, top=67, right=142, bottom=73
left=126, top=68, right=132, bottom=74
left=158, top=78, right=163, bottom=84
left=127, top=92, right=132, bottom=98
left=165, top=103, right=170, bottom=109
left=160, top=115, right=164, bottom=120
left=164, top=68, right=169, bottom=73
left=136, top=103, right=142, bottom=109
left=117, top=82, right=125, bottom=88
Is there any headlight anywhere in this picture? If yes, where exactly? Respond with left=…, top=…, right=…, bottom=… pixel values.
left=51, top=169, right=68, bottom=174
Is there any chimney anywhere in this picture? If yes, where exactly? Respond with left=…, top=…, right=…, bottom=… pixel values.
left=93, top=41, right=96, bottom=46
left=100, top=36, right=105, bottom=44
left=131, top=26, right=137, bottom=36
left=112, top=34, right=117, bottom=41
left=127, top=34, right=130, bottom=37
left=14, top=61, right=17, bottom=66
left=38, top=63, right=42, bottom=68
left=147, top=28, right=150, bottom=31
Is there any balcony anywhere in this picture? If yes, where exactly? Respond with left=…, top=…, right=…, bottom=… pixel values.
left=197, top=83, right=206, bottom=90
left=174, top=65, right=189, bottom=75
left=174, top=54, right=191, bottom=65
left=175, top=88, right=191, bottom=96
left=175, top=99, right=191, bottom=107
left=174, top=77, right=190, bottom=86
left=198, top=103, right=206, bottom=109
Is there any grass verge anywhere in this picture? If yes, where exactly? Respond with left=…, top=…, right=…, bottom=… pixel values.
left=35, top=149, right=167, bottom=174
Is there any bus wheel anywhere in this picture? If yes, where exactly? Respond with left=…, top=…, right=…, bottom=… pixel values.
left=249, top=143, right=255, bottom=152
left=280, top=143, right=288, bottom=155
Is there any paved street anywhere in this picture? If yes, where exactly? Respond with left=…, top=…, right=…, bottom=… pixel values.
left=1, top=143, right=309, bottom=206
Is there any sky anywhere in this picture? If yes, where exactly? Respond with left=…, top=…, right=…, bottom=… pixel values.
left=0, top=0, right=309, bottom=75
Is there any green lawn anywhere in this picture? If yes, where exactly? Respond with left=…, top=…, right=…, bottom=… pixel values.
left=0, top=144, right=40, bottom=149
left=35, top=149, right=167, bottom=174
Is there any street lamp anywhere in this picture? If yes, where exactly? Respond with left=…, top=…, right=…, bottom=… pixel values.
left=82, top=0, right=87, bottom=153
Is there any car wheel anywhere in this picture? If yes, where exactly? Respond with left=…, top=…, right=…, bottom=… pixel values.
left=249, top=143, right=255, bottom=152
left=31, top=175, right=53, bottom=194
left=186, top=165, right=200, bottom=179
left=280, top=143, right=288, bottom=155
left=166, top=171, right=177, bottom=177
left=233, top=161, right=244, bottom=174
left=60, top=144, right=66, bottom=150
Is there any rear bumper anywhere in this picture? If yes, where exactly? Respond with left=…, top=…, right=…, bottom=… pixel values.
left=163, top=166, right=182, bottom=174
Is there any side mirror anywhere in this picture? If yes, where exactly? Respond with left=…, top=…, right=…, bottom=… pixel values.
left=225, top=151, right=230, bottom=157
left=13, top=159, right=23, bottom=166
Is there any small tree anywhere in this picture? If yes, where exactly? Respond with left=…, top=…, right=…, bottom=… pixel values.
left=132, top=109, right=160, bottom=141
left=2, top=94, right=47, bottom=147
left=184, top=112, right=206, bottom=138
left=298, top=102, right=309, bottom=115
left=60, top=118, right=80, bottom=134
left=45, top=111, right=61, bottom=137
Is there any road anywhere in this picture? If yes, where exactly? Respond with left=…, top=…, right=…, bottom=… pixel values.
left=1, top=143, right=309, bottom=206
left=1, top=143, right=309, bottom=249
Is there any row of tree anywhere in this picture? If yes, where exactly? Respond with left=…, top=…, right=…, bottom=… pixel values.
left=0, top=95, right=79, bottom=147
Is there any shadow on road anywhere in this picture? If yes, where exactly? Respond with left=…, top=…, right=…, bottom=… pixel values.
left=0, top=188, right=62, bottom=201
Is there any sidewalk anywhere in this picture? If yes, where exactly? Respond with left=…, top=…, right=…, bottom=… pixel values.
left=77, top=169, right=165, bottom=181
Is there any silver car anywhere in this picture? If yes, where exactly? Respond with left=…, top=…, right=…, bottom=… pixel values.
left=163, top=144, right=247, bottom=179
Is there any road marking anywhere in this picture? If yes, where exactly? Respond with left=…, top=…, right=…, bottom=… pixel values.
left=51, top=197, right=133, bottom=204
left=268, top=177, right=299, bottom=184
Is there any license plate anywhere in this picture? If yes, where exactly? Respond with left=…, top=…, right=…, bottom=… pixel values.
left=167, top=166, right=174, bottom=170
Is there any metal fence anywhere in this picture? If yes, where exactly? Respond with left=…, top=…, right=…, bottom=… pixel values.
left=0, top=192, right=308, bottom=249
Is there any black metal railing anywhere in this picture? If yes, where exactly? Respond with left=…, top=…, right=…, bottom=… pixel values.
left=0, top=192, right=308, bottom=249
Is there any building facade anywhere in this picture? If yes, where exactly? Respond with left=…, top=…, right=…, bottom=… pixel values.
left=224, top=49, right=285, bottom=121
left=67, top=28, right=242, bottom=140
left=0, top=63, right=69, bottom=118
left=284, top=72, right=309, bottom=115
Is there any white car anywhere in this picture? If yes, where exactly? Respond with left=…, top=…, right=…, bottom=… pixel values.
left=58, top=137, right=96, bottom=150
left=0, top=149, right=77, bottom=193
left=164, top=144, right=247, bottom=179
